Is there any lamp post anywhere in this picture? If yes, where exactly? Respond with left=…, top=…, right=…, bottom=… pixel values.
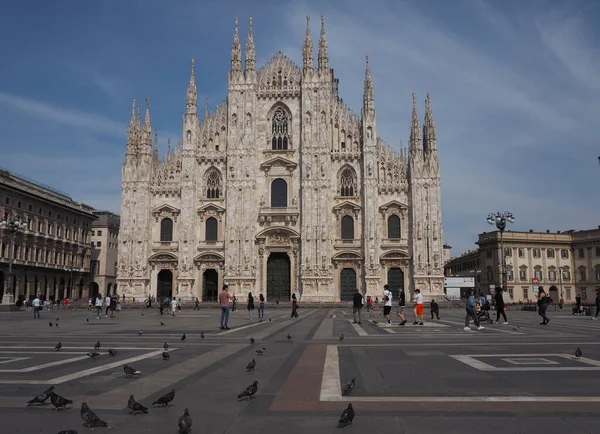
left=487, top=212, right=515, bottom=294
left=470, top=269, right=481, bottom=297
left=64, top=264, right=79, bottom=299
left=557, top=265, right=564, bottom=308
left=0, top=215, right=28, bottom=308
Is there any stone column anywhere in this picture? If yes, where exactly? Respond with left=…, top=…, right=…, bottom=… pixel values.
left=25, top=279, right=31, bottom=299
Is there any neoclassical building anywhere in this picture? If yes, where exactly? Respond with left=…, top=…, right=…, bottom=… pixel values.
left=117, top=16, right=445, bottom=302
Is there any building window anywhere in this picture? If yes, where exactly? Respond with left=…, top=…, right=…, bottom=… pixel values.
left=579, top=267, right=586, bottom=281
left=271, top=107, right=290, bottom=150
left=486, top=249, right=492, bottom=259
left=547, top=249, right=555, bottom=258
left=548, top=269, right=556, bottom=281
left=4, top=198, right=8, bottom=205
left=534, top=269, right=542, bottom=280
left=523, top=288, right=528, bottom=299
left=533, top=248, right=541, bottom=258
left=563, top=269, right=571, bottom=281
left=486, top=268, right=493, bottom=281
left=48, top=211, right=51, bottom=217
left=387, top=215, right=401, bottom=239
left=17, top=201, right=21, bottom=208
left=579, top=248, right=585, bottom=258
left=566, top=288, right=572, bottom=299
left=596, top=247, right=600, bottom=257
left=519, top=269, right=527, bottom=281
left=160, top=218, right=173, bottom=242
left=341, top=215, right=354, bottom=240
left=504, top=248, right=511, bottom=258
left=97, top=230, right=102, bottom=236
left=96, top=241, right=101, bottom=247
left=518, top=248, right=525, bottom=257
left=561, top=249, right=569, bottom=259
left=205, top=169, right=222, bottom=199
left=595, top=267, right=600, bottom=281
left=270, top=178, right=287, bottom=208
left=205, top=217, right=218, bottom=241
left=339, top=167, right=357, bottom=196
left=507, top=267, right=514, bottom=280
left=508, top=287, right=513, bottom=299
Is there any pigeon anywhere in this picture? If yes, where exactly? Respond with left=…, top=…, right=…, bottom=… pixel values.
left=181, top=333, right=186, bottom=341
left=250, top=337, right=255, bottom=344
left=237, top=380, right=259, bottom=400
left=246, top=359, right=256, bottom=372
left=86, top=318, right=89, bottom=322
left=50, top=392, right=73, bottom=411
left=94, top=341, right=101, bottom=350
left=55, top=323, right=59, bottom=327
left=162, top=352, right=170, bottom=360
left=152, top=389, right=175, bottom=407
left=200, top=332, right=205, bottom=339
left=57, top=431, right=78, bottom=434
left=80, top=402, right=108, bottom=428
left=127, top=394, right=148, bottom=415
left=108, top=349, right=117, bottom=357
left=342, top=378, right=356, bottom=396
left=339, top=334, right=344, bottom=342
left=269, top=318, right=271, bottom=322
left=337, top=403, right=355, bottom=428
left=287, top=334, right=292, bottom=341
left=86, top=352, right=100, bottom=359
left=26, top=386, right=54, bottom=406
left=178, top=408, right=193, bottom=434
left=160, top=322, right=165, bottom=326
left=55, top=341, right=62, bottom=352
left=372, top=320, right=378, bottom=325
left=256, top=349, right=263, bottom=356
left=56, top=318, right=59, bottom=321
left=49, top=322, right=53, bottom=327
left=138, top=330, right=143, bottom=336
left=124, top=365, right=141, bottom=377
left=575, top=348, right=583, bottom=358
left=512, top=326, right=520, bottom=331
left=163, top=342, right=169, bottom=350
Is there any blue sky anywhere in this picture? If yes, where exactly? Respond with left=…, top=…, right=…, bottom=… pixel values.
left=0, top=0, right=598, bottom=255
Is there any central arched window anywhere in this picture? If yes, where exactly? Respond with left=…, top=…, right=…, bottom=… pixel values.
left=160, top=218, right=173, bottom=242
left=339, top=167, right=357, bottom=196
left=341, top=215, right=354, bottom=240
left=271, top=108, right=290, bottom=150
left=271, top=178, right=288, bottom=208
left=206, top=169, right=222, bottom=199
left=387, top=215, right=401, bottom=239
left=205, top=217, right=218, bottom=241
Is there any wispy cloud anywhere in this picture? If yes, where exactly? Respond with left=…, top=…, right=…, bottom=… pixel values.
left=0, top=92, right=124, bottom=136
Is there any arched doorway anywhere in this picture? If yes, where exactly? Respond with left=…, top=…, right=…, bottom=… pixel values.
left=267, top=253, right=290, bottom=301
left=340, top=268, right=357, bottom=301
left=387, top=268, right=405, bottom=295
left=157, top=270, right=173, bottom=300
left=549, top=285, right=559, bottom=303
left=202, top=269, right=218, bottom=302
left=89, top=282, right=100, bottom=299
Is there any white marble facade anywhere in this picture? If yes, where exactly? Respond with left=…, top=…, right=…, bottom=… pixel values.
left=116, top=16, right=445, bottom=302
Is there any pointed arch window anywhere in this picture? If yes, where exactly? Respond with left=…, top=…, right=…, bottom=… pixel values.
left=271, top=107, right=290, bottom=150
left=339, top=167, right=357, bottom=196
left=206, top=169, right=222, bottom=199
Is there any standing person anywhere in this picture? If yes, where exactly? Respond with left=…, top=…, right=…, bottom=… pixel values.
left=219, top=285, right=233, bottom=330
left=247, top=293, right=255, bottom=320
left=32, top=295, right=41, bottom=319
left=464, top=289, right=484, bottom=331
left=88, top=297, right=92, bottom=310
left=109, top=295, right=117, bottom=318
left=430, top=299, right=440, bottom=320
left=158, top=298, right=164, bottom=316
left=171, top=297, right=178, bottom=316
left=194, top=297, right=200, bottom=311
left=352, top=288, right=363, bottom=324
left=231, top=295, right=237, bottom=312
left=258, top=293, right=265, bottom=320
left=594, top=292, right=600, bottom=320
left=366, top=296, right=371, bottom=313
left=412, top=288, right=424, bottom=325
left=537, top=286, right=550, bottom=325
left=104, top=294, right=111, bottom=317
left=291, top=293, right=299, bottom=318
left=178, top=298, right=182, bottom=312
left=276, top=299, right=280, bottom=310
left=95, top=294, right=103, bottom=319
left=383, top=285, right=393, bottom=326
left=575, top=294, right=582, bottom=315
left=122, top=293, right=125, bottom=304
left=115, top=295, right=121, bottom=318
left=494, top=287, right=508, bottom=324
left=396, top=288, right=407, bottom=325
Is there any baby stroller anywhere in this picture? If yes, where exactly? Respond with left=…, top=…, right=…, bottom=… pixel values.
left=476, top=300, right=493, bottom=324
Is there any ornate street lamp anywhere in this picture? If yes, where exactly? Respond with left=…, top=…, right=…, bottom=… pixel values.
left=0, top=214, right=28, bottom=308
left=487, top=211, right=515, bottom=294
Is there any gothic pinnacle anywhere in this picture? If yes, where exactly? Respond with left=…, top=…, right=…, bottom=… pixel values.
left=204, top=96, right=209, bottom=121
left=363, top=54, right=374, bottom=109
left=302, top=15, right=314, bottom=74
left=318, top=14, right=328, bottom=71
left=153, top=129, right=159, bottom=161
left=144, top=97, right=151, bottom=132
left=245, top=17, right=255, bottom=72
left=186, top=59, right=197, bottom=115
left=423, top=92, right=436, bottom=151
left=409, top=93, right=421, bottom=152
left=231, top=17, right=241, bottom=73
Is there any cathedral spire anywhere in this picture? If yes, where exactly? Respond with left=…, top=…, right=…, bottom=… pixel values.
left=153, top=129, right=159, bottom=162
left=186, top=59, right=197, bottom=115
left=204, top=96, right=209, bottom=121
left=422, top=92, right=437, bottom=152
left=409, top=93, right=422, bottom=152
left=363, top=54, right=374, bottom=110
left=318, top=14, right=328, bottom=72
left=136, top=104, right=141, bottom=133
left=302, top=16, right=314, bottom=75
left=144, top=97, right=151, bottom=134
left=245, top=17, right=256, bottom=73
left=230, top=17, right=241, bottom=73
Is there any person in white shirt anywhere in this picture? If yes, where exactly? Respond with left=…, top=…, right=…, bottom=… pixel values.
left=32, top=296, right=41, bottom=319
left=383, top=285, right=393, bottom=326
left=171, top=298, right=178, bottom=316
left=105, top=295, right=111, bottom=317
left=413, top=288, right=424, bottom=325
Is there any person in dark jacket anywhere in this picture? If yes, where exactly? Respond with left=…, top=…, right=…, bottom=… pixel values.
left=291, top=293, right=298, bottom=318
left=258, top=293, right=265, bottom=320
left=494, top=287, right=508, bottom=324
left=352, top=289, right=363, bottom=324
left=430, top=299, right=440, bottom=320
left=537, top=286, right=550, bottom=325
left=247, top=293, right=255, bottom=320
left=595, top=293, right=600, bottom=320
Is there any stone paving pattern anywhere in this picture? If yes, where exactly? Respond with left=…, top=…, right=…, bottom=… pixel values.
left=1, top=305, right=600, bottom=433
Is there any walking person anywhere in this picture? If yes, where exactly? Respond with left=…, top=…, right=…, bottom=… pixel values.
left=258, top=293, right=265, bottom=320
left=115, top=295, right=121, bottom=318
left=383, top=285, right=393, bottom=326
left=171, top=297, right=178, bottom=316
left=231, top=295, right=237, bottom=312
left=352, top=288, right=363, bottom=324
left=430, top=299, right=440, bottom=320
left=594, top=293, right=600, bottom=320
left=159, top=298, right=164, bottom=316
left=32, top=295, right=41, bottom=319
left=178, top=298, right=182, bottom=311
left=396, top=288, right=407, bottom=325
left=247, top=292, right=255, bottom=320
left=145, top=296, right=152, bottom=314
left=105, top=294, right=111, bottom=317
left=219, top=285, right=233, bottom=330
left=194, top=297, right=200, bottom=311
left=95, top=294, right=103, bottom=319
left=412, top=288, right=424, bottom=325
left=494, top=287, right=508, bottom=324
left=464, top=290, right=484, bottom=331
left=291, top=293, right=299, bottom=318
left=366, top=296, right=372, bottom=313
left=537, top=286, right=551, bottom=325
left=576, top=294, right=582, bottom=315
left=109, top=295, right=117, bottom=318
